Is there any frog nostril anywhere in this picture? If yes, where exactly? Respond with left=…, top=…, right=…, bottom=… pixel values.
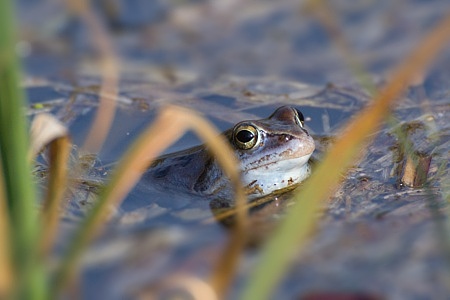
left=279, top=135, right=292, bottom=142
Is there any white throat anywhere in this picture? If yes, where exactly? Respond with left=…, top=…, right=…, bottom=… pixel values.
left=242, top=154, right=312, bottom=199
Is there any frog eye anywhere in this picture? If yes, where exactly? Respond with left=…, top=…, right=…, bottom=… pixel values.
left=234, top=124, right=259, bottom=150
left=294, top=108, right=305, bottom=127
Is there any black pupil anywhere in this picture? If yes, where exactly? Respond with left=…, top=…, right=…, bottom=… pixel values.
left=295, top=109, right=305, bottom=123
left=236, top=130, right=254, bottom=143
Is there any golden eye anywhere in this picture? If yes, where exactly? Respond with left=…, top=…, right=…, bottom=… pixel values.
left=234, top=124, right=259, bottom=150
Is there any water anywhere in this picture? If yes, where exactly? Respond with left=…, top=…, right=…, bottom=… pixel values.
left=19, top=0, right=450, bottom=298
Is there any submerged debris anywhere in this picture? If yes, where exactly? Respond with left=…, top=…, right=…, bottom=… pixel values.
left=400, top=152, right=432, bottom=187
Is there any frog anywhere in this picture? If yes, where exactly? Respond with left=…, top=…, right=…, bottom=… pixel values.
left=142, top=106, right=315, bottom=203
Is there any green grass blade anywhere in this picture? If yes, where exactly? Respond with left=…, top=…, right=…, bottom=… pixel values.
left=0, top=161, right=13, bottom=298
left=0, top=1, right=46, bottom=298
left=241, top=14, right=450, bottom=300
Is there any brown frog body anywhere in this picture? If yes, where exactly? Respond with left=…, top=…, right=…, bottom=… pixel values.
left=143, top=106, right=315, bottom=202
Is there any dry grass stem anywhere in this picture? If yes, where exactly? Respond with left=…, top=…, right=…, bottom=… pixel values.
left=243, top=12, right=450, bottom=299
left=55, top=105, right=247, bottom=297
left=401, top=153, right=432, bottom=187
left=81, top=57, right=118, bottom=154
left=307, top=0, right=376, bottom=93
left=101, top=105, right=248, bottom=297
left=29, top=113, right=72, bottom=257
left=97, top=105, right=246, bottom=225
left=40, top=136, right=71, bottom=257
left=28, top=113, right=69, bottom=160
left=139, top=275, right=218, bottom=300
left=205, top=192, right=278, bottom=224
left=66, top=0, right=119, bottom=154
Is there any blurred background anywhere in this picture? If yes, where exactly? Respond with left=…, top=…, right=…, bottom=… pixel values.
left=13, top=0, right=450, bottom=299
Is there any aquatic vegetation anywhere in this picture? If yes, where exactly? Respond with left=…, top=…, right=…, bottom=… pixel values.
left=1, top=1, right=450, bottom=299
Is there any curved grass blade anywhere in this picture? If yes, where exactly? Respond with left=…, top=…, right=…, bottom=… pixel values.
left=66, top=0, right=119, bottom=154
left=29, top=113, right=70, bottom=160
left=306, top=0, right=377, bottom=94
left=52, top=105, right=247, bottom=297
left=0, top=0, right=47, bottom=298
left=29, top=114, right=72, bottom=257
left=242, top=13, right=450, bottom=300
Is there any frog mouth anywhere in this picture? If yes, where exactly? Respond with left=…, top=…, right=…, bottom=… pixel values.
left=242, top=143, right=314, bottom=173
left=245, top=152, right=313, bottom=173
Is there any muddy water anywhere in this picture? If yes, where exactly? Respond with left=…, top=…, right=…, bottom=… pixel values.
left=20, top=0, right=450, bottom=299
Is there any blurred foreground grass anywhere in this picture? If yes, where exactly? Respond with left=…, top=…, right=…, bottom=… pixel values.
left=242, top=13, right=450, bottom=299
left=0, top=0, right=46, bottom=299
left=1, top=1, right=450, bottom=299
